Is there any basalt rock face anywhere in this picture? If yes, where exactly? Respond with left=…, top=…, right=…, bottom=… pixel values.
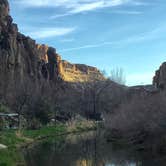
left=0, top=0, right=104, bottom=88
left=0, top=0, right=61, bottom=84
left=153, top=62, right=166, bottom=90
left=0, top=0, right=42, bottom=84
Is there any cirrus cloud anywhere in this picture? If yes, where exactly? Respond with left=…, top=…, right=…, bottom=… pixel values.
left=14, top=0, right=144, bottom=15
left=23, top=27, right=76, bottom=39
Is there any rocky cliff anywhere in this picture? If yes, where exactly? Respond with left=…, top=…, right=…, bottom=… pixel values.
left=0, top=0, right=104, bottom=85
left=59, top=60, right=105, bottom=82
left=153, top=62, right=166, bottom=90
left=36, top=44, right=105, bottom=82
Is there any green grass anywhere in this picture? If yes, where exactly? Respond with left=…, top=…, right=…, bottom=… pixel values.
left=0, top=125, right=66, bottom=166
left=0, top=130, right=25, bottom=147
left=0, top=148, right=24, bottom=166
left=0, top=121, right=97, bottom=166
left=22, top=125, right=66, bottom=139
left=0, top=130, right=26, bottom=166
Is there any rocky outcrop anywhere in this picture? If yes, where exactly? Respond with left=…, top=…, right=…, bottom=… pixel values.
left=59, top=60, right=105, bottom=82
left=153, top=62, right=166, bottom=90
left=35, top=44, right=104, bottom=82
left=37, top=44, right=49, bottom=63
left=0, top=0, right=104, bottom=90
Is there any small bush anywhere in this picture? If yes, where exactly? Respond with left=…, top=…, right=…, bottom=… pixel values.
left=0, top=104, right=9, bottom=113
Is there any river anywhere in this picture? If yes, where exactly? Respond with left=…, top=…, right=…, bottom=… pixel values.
left=23, top=130, right=166, bottom=166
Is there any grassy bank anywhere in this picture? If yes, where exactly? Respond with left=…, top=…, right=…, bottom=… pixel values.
left=0, top=121, right=97, bottom=166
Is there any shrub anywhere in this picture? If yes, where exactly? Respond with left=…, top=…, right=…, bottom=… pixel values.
left=34, top=99, right=51, bottom=125
left=105, top=92, right=166, bottom=136
left=27, top=118, right=41, bottom=130
left=0, top=104, right=8, bottom=113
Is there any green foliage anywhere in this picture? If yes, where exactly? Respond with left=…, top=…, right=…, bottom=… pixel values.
left=34, top=98, right=51, bottom=125
left=0, top=147, right=25, bottom=166
left=0, top=104, right=9, bottom=113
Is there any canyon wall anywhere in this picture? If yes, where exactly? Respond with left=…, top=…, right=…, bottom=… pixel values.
left=0, top=0, right=104, bottom=86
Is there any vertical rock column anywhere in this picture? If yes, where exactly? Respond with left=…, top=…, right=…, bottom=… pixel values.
left=47, top=47, right=59, bottom=80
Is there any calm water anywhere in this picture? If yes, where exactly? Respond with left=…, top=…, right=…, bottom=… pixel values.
left=23, top=131, right=166, bottom=166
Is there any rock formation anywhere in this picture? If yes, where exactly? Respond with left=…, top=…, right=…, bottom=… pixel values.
left=0, top=0, right=104, bottom=86
left=0, top=0, right=42, bottom=84
left=60, top=60, right=105, bottom=82
left=153, top=62, right=166, bottom=90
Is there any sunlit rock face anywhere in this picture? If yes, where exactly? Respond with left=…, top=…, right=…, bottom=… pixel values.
left=37, top=44, right=49, bottom=63
left=59, top=60, right=105, bottom=82
left=153, top=62, right=166, bottom=90
left=34, top=44, right=105, bottom=82
left=0, top=0, right=104, bottom=86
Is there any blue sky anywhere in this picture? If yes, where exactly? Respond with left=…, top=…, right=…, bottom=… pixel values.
left=9, top=0, right=166, bottom=86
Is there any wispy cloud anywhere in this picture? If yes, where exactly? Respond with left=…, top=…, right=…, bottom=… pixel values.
left=60, top=38, right=75, bottom=43
left=59, top=41, right=115, bottom=52
left=14, top=0, right=145, bottom=19
left=14, top=0, right=132, bottom=8
left=70, top=1, right=104, bottom=14
left=59, top=24, right=166, bottom=52
left=50, top=13, right=73, bottom=19
left=23, top=27, right=76, bottom=39
left=110, top=10, right=143, bottom=15
left=14, top=0, right=69, bottom=7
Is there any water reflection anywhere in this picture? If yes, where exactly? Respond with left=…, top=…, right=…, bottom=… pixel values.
left=23, top=131, right=166, bottom=166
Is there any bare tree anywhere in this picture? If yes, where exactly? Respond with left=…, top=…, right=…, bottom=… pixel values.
left=110, top=68, right=126, bottom=85
left=80, top=79, right=112, bottom=120
left=9, top=78, right=35, bottom=130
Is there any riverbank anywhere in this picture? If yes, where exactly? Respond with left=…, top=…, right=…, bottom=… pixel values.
left=0, top=120, right=97, bottom=166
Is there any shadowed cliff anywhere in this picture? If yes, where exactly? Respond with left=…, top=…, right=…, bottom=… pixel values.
left=153, top=62, right=166, bottom=90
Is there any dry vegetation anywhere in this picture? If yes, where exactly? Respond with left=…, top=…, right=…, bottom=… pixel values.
left=105, top=91, right=166, bottom=140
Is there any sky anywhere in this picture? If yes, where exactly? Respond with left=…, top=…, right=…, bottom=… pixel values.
left=8, top=0, right=166, bottom=86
